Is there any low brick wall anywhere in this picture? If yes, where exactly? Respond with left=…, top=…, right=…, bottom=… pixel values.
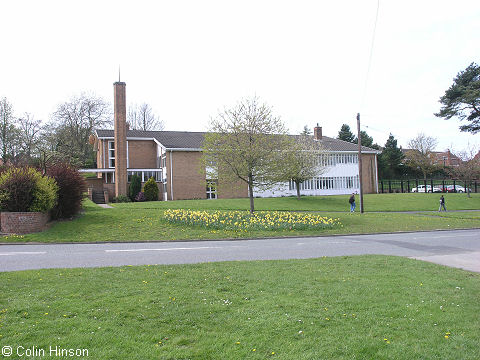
left=1, top=212, right=50, bottom=234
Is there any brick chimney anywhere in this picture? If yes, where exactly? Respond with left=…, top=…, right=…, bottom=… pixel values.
left=314, top=123, right=322, bottom=140
left=114, top=81, right=127, bottom=197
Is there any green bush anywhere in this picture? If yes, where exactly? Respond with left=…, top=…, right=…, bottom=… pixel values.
left=143, top=177, right=159, bottom=201
left=112, top=195, right=131, bottom=203
left=30, top=175, right=58, bottom=212
left=0, top=167, right=58, bottom=213
left=129, top=175, right=141, bottom=201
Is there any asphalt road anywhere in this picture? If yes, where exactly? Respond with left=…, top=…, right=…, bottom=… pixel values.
left=0, top=229, right=479, bottom=272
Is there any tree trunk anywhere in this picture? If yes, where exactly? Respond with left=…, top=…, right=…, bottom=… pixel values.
left=296, top=180, right=301, bottom=200
left=248, top=172, right=255, bottom=214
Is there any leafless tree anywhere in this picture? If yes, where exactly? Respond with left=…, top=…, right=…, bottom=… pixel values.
left=405, top=133, right=438, bottom=180
left=16, top=113, right=42, bottom=163
left=127, top=103, right=163, bottom=131
left=49, top=93, right=111, bottom=166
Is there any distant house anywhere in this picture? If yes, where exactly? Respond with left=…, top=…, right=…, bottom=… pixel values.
left=86, top=82, right=380, bottom=201
left=402, top=148, right=463, bottom=168
left=430, top=150, right=462, bottom=167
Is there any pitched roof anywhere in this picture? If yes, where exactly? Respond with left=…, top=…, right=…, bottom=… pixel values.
left=292, top=135, right=379, bottom=153
left=96, top=129, right=205, bottom=149
left=95, top=129, right=379, bottom=153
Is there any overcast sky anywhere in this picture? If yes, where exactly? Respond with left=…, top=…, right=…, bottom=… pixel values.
left=1, top=0, right=479, bottom=152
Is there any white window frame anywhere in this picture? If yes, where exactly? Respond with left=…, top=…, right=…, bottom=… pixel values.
left=108, top=141, right=115, bottom=168
left=206, top=179, right=218, bottom=199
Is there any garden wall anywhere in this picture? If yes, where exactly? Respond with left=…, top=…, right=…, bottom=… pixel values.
left=0, top=212, right=50, bottom=234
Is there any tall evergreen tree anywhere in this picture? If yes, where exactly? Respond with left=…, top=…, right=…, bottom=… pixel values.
left=435, top=62, right=480, bottom=133
left=354, top=130, right=374, bottom=148
left=337, top=124, right=355, bottom=143
left=378, top=134, right=405, bottom=179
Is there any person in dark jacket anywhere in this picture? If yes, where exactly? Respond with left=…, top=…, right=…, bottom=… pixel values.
left=439, top=195, right=446, bottom=211
left=349, top=193, right=356, bottom=213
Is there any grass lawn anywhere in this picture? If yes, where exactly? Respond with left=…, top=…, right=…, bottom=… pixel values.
left=0, top=256, right=479, bottom=359
left=109, top=192, right=480, bottom=212
left=5, top=194, right=480, bottom=243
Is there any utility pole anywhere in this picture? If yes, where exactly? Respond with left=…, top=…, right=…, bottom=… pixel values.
left=357, top=113, right=364, bottom=213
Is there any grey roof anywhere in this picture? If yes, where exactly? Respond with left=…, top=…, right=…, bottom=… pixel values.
left=96, top=129, right=206, bottom=149
left=95, top=129, right=379, bottom=153
left=291, top=134, right=379, bottom=153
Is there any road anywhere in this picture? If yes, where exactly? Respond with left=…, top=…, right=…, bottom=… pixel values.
left=0, top=229, right=479, bottom=272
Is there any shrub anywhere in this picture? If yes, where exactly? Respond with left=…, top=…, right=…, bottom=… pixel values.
left=30, top=175, right=58, bottom=212
left=135, top=191, right=145, bottom=202
left=0, top=167, right=58, bottom=213
left=112, top=195, right=131, bottom=203
left=129, top=175, right=141, bottom=201
left=46, top=163, right=87, bottom=219
left=143, top=177, right=159, bottom=201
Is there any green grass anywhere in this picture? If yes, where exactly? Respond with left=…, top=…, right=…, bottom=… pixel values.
left=112, top=193, right=480, bottom=212
left=5, top=195, right=479, bottom=243
left=1, top=256, right=479, bottom=359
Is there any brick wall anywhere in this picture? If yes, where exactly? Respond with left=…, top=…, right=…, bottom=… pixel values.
left=1, top=212, right=50, bottom=234
left=217, top=178, right=248, bottom=199
left=104, top=184, right=115, bottom=200
left=167, top=151, right=206, bottom=200
left=128, top=140, right=157, bottom=168
left=361, top=153, right=378, bottom=194
left=85, top=178, right=104, bottom=191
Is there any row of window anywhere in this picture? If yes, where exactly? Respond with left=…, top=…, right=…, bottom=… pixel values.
left=128, top=171, right=162, bottom=182
left=314, top=153, right=358, bottom=167
left=104, top=171, right=163, bottom=184
left=289, top=176, right=360, bottom=191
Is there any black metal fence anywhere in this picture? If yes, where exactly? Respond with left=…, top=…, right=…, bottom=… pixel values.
left=378, top=179, right=479, bottom=194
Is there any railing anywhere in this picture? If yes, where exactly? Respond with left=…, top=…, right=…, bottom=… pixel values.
left=378, top=179, right=479, bottom=193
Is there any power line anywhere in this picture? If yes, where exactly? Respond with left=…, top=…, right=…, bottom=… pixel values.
left=360, top=0, right=380, bottom=109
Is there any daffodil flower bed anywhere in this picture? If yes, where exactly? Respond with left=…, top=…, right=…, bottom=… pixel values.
left=164, top=209, right=341, bottom=231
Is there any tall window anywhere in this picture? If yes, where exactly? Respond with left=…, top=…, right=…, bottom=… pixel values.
left=108, top=141, right=115, bottom=168
left=206, top=180, right=217, bottom=199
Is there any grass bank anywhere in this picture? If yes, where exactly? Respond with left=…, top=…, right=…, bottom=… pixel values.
left=7, top=196, right=480, bottom=243
left=0, top=256, right=479, bottom=359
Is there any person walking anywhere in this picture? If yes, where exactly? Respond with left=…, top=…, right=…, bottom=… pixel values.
left=349, top=193, right=356, bottom=213
left=439, top=195, right=447, bottom=212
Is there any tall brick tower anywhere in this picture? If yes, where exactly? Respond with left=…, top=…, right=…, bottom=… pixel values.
left=114, top=81, right=127, bottom=197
